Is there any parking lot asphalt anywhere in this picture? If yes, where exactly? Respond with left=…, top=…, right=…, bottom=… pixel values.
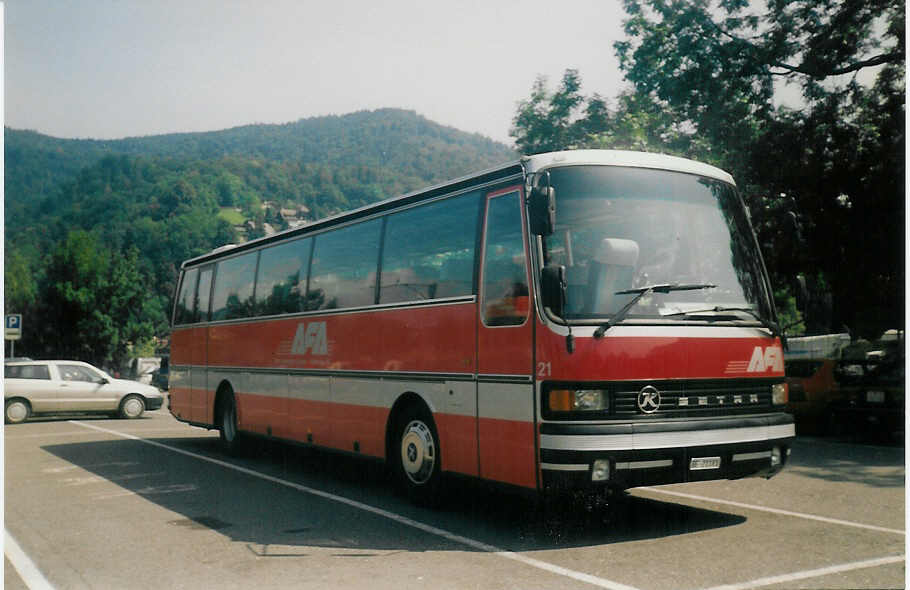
left=4, top=410, right=905, bottom=590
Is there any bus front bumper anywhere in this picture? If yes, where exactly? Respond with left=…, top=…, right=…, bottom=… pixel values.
left=539, top=413, right=794, bottom=491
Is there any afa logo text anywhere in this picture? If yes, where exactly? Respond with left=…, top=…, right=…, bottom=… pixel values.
left=291, top=321, right=328, bottom=355
left=747, top=345, right=783, bottom=373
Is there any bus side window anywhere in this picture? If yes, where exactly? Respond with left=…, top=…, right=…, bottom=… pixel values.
left=308, top=219, right=382, bottom=310
left=482, top=192, right=529, bottom=326
left=380, top=191, right=481, bottom=304
left=211, top=252, right=259, bottom=321
left=256, top=238, right=311, bottom=316
left=196, top=266, right=213, bottom=323
left=174, top=268, right=199, bottom=325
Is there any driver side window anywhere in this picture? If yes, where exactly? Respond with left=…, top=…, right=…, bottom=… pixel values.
left=58, top=365, right=101, bottom=383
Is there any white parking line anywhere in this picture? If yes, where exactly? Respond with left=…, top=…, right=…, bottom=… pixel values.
left=5, top=530, right=55, bottom=590
left=701, top=554, right=905, bottom=590
left=638, top=487, right=906, bottom=536
left=69, top=420, right=639, bottom=590
left=5, top=430, right=101, bottom=439
left=5, top=428, right=193, bottom=440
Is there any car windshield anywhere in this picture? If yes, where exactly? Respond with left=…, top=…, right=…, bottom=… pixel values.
left=538, top=165, right=772, bottom=323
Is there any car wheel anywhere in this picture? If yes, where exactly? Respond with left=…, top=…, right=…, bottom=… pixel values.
left=393, top=405, right=442, bottom=504
left=118, top=394, right=146, bottom=419
left=218, top=390, right=244, bottom=455
left=5, top=398, right=31, bottom=424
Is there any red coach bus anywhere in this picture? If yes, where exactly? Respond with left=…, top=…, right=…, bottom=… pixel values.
left=169, top=150, right=794, bottom=502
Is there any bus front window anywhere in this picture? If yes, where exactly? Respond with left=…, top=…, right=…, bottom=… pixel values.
left=539, top=165, right=772, bottom=324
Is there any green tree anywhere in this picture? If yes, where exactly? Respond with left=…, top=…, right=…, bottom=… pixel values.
left=511, top=69, right=594, bottom=154
left=510, top=70, right=710, bottom=158
left=4, top=247, right=38, bottom=316
left=613, top=0, right=904, bottom=337
left=35, top=231, right=154, bottom=367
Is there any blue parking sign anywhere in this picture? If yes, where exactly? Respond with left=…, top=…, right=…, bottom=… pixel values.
left=6, top=314, right=22, bottom=340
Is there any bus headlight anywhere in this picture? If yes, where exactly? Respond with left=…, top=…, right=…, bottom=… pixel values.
left=548, top=389, right=608, bottom=412
left=771, top=382, right=789, bottom=405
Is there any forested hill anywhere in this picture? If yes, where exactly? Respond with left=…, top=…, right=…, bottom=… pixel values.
left=6, top=108, right=515, bottom=249
left=7, top=108, right=513, bottom=183
left=4, top=109, right=515, bottom=365
left=6, top=108, right=515, bottom=224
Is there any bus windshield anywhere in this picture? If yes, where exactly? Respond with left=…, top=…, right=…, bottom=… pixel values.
left=539, top=165, right=772, bottom=324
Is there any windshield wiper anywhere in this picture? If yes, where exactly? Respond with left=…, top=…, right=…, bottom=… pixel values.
left=592, top=283, right=716, bottom=338
left=661, top=306, right=782, bottom=337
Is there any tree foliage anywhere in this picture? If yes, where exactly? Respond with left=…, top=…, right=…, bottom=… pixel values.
left=34, top=232, right=155, bottom=368
left=510, top=70, right=710, bottom=158
left=615, top=0, right=904, bottom=338
left=511, top=0, right=904, bottom=338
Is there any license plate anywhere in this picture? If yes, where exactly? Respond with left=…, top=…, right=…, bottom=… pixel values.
left=690, top=457, right=721, bottom=470
left=866, top=390, right=886, bottom=403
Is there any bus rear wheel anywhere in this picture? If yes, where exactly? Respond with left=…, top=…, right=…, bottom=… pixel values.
left=394, top=406, right=442, bottom=504
left=218, top=390, right=244, bottom=455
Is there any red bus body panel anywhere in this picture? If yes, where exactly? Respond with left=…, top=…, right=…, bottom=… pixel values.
left=172, top=301, right=481, bottom=477
left=536, top=326, right=785, bottom=382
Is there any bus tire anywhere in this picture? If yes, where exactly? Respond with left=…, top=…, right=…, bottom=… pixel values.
left=393, top=405, right=442, bottom=504
left=218, top=389, right=244, bottom=455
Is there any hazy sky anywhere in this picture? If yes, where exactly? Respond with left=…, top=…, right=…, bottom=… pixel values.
left=5, top=0, right=630, bottom=146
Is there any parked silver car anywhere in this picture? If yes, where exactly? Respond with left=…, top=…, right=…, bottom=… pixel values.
left=4, top=360, right=164, bottom=424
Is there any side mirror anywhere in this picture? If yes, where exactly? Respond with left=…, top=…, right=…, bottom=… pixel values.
left=540, top=265, right=567, bottom=317
left=528, top=185, right=556, bottom=236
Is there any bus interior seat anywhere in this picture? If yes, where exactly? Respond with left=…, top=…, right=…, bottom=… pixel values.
left=565, top=264, right=588, bottom=315
left=587, top=238, right=639, bottom=312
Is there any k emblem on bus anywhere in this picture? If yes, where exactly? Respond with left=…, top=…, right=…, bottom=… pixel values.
left=292, top=321, right=328, bottom=355
left=638, top=385, right=661, bottom=413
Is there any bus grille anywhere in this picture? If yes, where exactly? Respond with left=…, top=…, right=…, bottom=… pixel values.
left=612, top=379, right=775, bottom=417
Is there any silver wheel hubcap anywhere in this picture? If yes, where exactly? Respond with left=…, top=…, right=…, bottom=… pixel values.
left=400, top=420, right=435, bottom=485
left=7, top=402, right=26, bottom=422
left=123, top=397, right=143, bottom=418
left=123, top=398, right=143, bottom=418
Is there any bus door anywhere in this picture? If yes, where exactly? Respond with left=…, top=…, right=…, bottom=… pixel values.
left=190, top=265, right=213, bottom=424
left=476, top=188, right=536, bottom=488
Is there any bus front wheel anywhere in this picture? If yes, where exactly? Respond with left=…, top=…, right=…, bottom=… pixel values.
left=394, top=406, right=442, bottom=504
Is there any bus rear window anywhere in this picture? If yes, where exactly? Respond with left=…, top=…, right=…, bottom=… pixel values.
left=173, top=268, right=199, bottom=325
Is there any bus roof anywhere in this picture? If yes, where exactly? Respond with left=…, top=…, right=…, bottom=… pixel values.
left=183, top=149, right=734, bottom=268
left=521, top=150, right=736, bottom=185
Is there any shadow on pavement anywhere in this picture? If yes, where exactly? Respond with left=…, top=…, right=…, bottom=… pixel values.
left=41, top=434, right=747, bottom=554
left=785, top=436, right=905, bottom=488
